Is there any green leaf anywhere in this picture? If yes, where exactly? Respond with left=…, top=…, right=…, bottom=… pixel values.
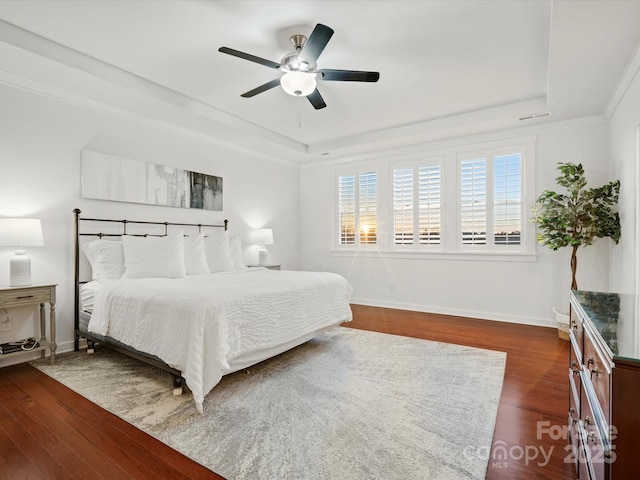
left=530, top=162, right=621, bottom=288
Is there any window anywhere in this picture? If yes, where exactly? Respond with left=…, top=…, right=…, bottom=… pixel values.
left=418, top=165, right=442, bottom=245
left=338, top=175, right=356, bottom=244
left=460, top=158, right=487, bottom=245
left=393, top=167, right=413, bottom=244
left=338, top=171, right=377, bottom=246
left=334, top=136, right=533, bottom=257
left=393, top=163, right=441, bottom=246
left=493, top=153, right=521, bottom=245
left=459, top=150, right=522, bottom=249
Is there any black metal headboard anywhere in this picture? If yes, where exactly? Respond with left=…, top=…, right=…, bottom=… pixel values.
left=73, top=208, right=228, bottom=350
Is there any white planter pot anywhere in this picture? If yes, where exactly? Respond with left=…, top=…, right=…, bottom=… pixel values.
left=553, top=307, right=570, bottom=341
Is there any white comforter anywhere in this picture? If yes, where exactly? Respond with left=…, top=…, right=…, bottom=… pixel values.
left=88, top=269, right=353, bottom=412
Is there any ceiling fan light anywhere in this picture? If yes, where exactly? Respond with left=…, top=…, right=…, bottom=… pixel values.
left=280, top=71, right=316, bottom=97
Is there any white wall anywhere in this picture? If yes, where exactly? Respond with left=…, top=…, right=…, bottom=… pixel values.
left=608, top=65, right=640, bottom=295
left=0, top=82, right=300, bottom=366
left=607, top=50, right=640, bottom=355
left=299, top=120, right=613, bottom=327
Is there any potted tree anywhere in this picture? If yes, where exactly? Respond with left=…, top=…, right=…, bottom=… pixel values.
left=530, top=162, right=621, bottom=339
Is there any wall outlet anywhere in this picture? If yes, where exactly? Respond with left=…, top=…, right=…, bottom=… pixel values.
left=0, top=311, right=12, bottom=332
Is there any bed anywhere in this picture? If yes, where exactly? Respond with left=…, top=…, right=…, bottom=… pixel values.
left=73, top=209, right=353, bottom=412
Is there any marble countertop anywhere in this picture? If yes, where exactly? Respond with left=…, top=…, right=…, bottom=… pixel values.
left=572, top=290, right=639, bottom=362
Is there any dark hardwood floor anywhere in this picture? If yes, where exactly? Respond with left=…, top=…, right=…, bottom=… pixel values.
left=0, top=305, right=573, bottom=480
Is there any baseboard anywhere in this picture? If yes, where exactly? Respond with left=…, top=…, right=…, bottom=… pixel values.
left=349, top=297, right=556, bottom=329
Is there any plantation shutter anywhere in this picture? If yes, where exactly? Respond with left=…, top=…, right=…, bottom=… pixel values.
left=359, top=172, right=377, bottom=245
left=418, top=164, right=441, bottom=245
left=493, top=153, right=522, bottom=245
left=460, top=158, right=487, bottom=245
left=338, top=175, right=356, bottom=245
left=393, top=167, right=414, bottom=244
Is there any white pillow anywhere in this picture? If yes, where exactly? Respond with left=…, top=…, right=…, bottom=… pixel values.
left=183, top=233, right=210, bottom=275
left=122, top=232, right=186, bottom=279
left=81, top=240, right=125, bottom=281
left=204, top=230, right=235, bottom=272
left=228, top=236, right=246, bottom=270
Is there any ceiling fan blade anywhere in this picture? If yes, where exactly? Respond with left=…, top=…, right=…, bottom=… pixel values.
left=298, top=24, right=334, bottom=66
left=307, top=89, right=327, bottom=110
left=241, top=79, right=282, bottom=98
left=318, top=69, right=380, bottom=82
left=218, top=47, right=281, bottom=69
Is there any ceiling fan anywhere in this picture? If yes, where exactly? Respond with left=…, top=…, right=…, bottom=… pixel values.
left=218, top=23, right=380, bottom=110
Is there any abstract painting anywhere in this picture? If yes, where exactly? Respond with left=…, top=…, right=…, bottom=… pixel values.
left=81, top=150, right=223, bottom=211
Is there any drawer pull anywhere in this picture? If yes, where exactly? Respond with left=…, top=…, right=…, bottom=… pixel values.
left=571, top=320, right=578, bottom=330
left=586, top=430, right=597, bottom=444
left=587, top=356, right=601, bottom=378
left=584, top=415, right=592, bottom=426
left=569, top=408, right=578, bottom=424
left=16, top=295, right=34, bottom=299
left=570, top=361, right=580, bottom=376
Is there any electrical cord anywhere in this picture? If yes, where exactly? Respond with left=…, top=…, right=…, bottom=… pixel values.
left=1, top=309, right=39, bottom=352
left=9, top=337, right=39, bottom=351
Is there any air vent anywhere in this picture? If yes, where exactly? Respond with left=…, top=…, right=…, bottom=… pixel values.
left=518, top=111, right=551, bottom=121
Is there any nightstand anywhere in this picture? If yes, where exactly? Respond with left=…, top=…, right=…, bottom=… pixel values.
left=0, top=283, right=57, bottom=364
left=248, top=264, right=281, bottom=270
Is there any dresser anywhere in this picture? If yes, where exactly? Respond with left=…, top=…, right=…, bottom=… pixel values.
left=569, top=291, right=640, bottom=479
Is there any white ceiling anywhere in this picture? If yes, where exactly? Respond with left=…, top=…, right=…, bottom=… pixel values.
left=0, top=0, right=639, bottom=162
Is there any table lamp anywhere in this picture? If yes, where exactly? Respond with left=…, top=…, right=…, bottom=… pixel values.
left=0, top=218, right=45, bottom=286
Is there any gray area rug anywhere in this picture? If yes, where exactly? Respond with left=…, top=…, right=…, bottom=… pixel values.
left=32, top=327, right=506, bottom=480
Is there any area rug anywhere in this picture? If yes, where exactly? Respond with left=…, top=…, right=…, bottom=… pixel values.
left=32, top=327, right=506, bottom=480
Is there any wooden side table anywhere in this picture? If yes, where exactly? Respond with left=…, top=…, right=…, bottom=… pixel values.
left=0, top=283, right=57, bottom=364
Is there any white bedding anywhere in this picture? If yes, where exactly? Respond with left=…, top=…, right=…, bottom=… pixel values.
left=88, top=268, right=353, bottom=412
left=80, top=280, right=101, bottom=313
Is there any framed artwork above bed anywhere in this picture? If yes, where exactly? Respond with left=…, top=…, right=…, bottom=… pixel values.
left=81, top=150, right=223, bottom=211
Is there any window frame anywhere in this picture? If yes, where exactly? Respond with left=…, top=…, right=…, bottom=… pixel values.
left=391, top=155, right=445, bottom=252
left=332, top=135, right=536, bottom=260
left=335, top=167, right=379, bottom=250
left=456, top=143, right=529, bottom=253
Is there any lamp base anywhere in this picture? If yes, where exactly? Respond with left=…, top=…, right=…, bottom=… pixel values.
left=258, top=246, right=268, bottom=266
left=10, top=250, right=32, bottom=287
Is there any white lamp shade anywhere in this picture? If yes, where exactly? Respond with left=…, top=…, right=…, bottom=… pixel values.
left=280, top=72, right=317, bottom=97
left=0, top=218, right=44, bottom=247
left=252, top=228, right=273, bottom=246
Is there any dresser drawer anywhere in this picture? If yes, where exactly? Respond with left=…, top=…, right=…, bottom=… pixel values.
left=583, top=328, right=611, bottom=425
left=575, top=442, right=590, bottom=480
left=0, top=286, right=53, bottom=308
left=580, top=378, right=608, bottom=480
left=568, top=371, right=581, bottom=457
left=570, top=307, right=584, bottom=362
left=570, top=345, right=582, bottom=385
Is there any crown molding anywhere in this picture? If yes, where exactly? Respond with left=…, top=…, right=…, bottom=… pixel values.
left=301, top=114, right=606, bottom=168
left=604, top=38, right=640, bottom=120
left=0, top=19, right=307, bottom=163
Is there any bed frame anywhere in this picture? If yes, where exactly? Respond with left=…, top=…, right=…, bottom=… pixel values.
left=73, top=208, right=228, bottom=393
